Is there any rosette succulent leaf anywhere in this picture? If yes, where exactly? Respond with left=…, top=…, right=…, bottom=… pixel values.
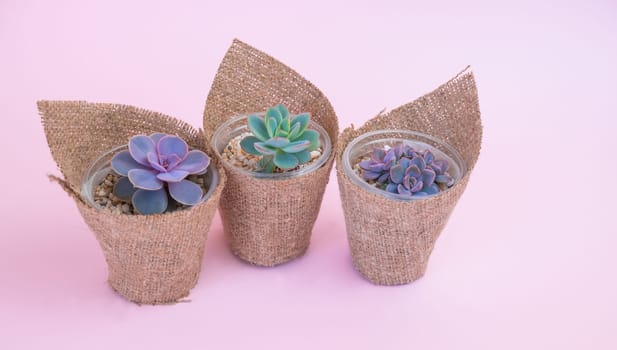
left=359, top=143, right=455, bottom=197
left=240, top=104, right=320, bottom=172
left=110, top=133, right=210, bottom=214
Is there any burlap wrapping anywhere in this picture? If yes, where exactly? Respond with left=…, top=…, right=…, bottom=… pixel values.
left=203, top=39, right=339, bottom=266
left=336, top=67, right=482, bottom=285
left=39, top=101, right=226, bottom=304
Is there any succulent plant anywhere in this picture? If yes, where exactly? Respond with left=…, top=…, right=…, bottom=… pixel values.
left=240, top=104, right=320, bottom=172
left=110, top=133, right=210, bottom=214
left=359, top=143, right=454, bottom=197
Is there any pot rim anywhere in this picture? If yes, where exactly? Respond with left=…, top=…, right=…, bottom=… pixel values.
left=80, top=144, right=220, bottom=212
left=342, top=129, right=467, bottom=202
left=210, top=113, right=332, bottom=180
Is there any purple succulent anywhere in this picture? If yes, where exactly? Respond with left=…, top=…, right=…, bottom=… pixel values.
left=359, top=143, right=454, bottom=197
left=110, top=133, right=210, bottom=214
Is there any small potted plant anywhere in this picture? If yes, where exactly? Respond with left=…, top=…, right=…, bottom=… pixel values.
left=203, top=39, right=339, bottom=266
left=336, top=68, right=482, bottom=285
left=210, top=104, right=332, bottom=266
left=39, top=101, right=225, bottom=304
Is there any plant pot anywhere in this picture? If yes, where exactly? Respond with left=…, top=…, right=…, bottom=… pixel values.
left=211, top=114, right=333, bottom=266
left=336, top=68, right=482, bottom=286
left=39, top=100, right=226, bottom=304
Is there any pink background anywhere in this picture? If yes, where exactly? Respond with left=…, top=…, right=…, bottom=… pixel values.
left=1, top=0, right=616, bottom=349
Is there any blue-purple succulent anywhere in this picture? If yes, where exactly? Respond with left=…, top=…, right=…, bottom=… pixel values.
left=359, top=143, right=454, bottom=197
left=110, top=133, right=210, bottom=214
left=240, top=104, right=320, bottom=173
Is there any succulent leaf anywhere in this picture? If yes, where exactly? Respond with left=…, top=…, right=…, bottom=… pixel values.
left=147, top=152, right=166, bottom=173
left=411, top=156, right=426, bottom=171
left=168, top=179, right=203, bottom=205
left=253, top=142, right=277, bottom=155
left=248, top=115, right=269, bottom=141
left=129, top=135, right=157, bottom=166
left=363, top=171, right=381, bottom=180
left=372, top=148, right=386, bottom=162
left=277, top=104, right=289, bottom=119
left=273, top=151, right=299, bottom=170
left=390, top=164, right=405, bottom=184
left=377, top=173, right=390, bottom=184
left=128, top=169, right=164, bottom=190
left=156, top=169, right=189, bottom=183
left=294, top=150, right=311, bottom=163
left=157, top=135, right=188, bottom=161
left=132, top=188, right=168, bottom=215
left=282, top=140, right=310, bottom=153
left=423, top=150, right=434, bottom=165
left=297, top=129, right=320, bottom=151
left=423, top=183, right=440, bottom=195
left=265, top=137, right=291, bottom=148
left=111, top=150, right=148, bottom=176
left=258, top=156, right=275, bottom=173
left=113, top=176, right=136, bottom=201
left=436, top=174, right=454, bottom=186
left=386, top=183, right=398, bottom=193
left=358, top=159, right=374, bottom=170
left=410, top=179, right=424, bottom=192
left=173, top=150, right=210, bottom=174
left=422, top=168, right=436, bottom=186
left=149, top=132, right=166, bottom=144
left=265, top=106, right=283, bottom=125
left=265, top=116, right=278, bottom=138
left=397, top=184, right=411, bottom=196
left=290, top=113, right=310, bottom=137
left=240, top=136, right=262, bottom=155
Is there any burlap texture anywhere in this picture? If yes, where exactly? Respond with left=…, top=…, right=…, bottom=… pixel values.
left=39, top=101, right=226, bottom=304
left=203, top=39, right=339, bottom=266
left=336, top=67, right=482, bottom=285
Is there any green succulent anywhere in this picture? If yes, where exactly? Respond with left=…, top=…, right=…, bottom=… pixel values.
left=240, top=104, right=320, bottom=172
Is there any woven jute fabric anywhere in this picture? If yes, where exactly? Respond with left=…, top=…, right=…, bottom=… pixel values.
left=336, top=67, right=482, bottom=285
left=203, top=39, right=339, bottom=266
left=39, top=101, right=226, bottom=304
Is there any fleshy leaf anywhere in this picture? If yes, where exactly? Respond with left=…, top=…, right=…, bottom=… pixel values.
left=290, top=113, right=309, bottom=137
left=423, top=183, right=440, bottom=195
left=240, top=136, right=262, bottom=155
left=265, top=106, right=283, bottom=125
left=157, top=169, right=189, bottom=183
left=288, top=122, right=302, bottom=140
left=248, top=115, right=269, bottom=141
left=414, top=191, right=428, bottom=197
left=254, top=142, right=277, bottom=155
left=111, top=150, right=148, bottom=176
left=258, top=156, right=275, bottom=173
left=113, top=176, right=136, bottom=201
left=386, top=183, right=398, bottom=193
left=405, top=164, right=422, bottom=178
left=157, top=135, right=188, bottom=160
left=372, top=148, right=385, bottom=161
left=132, top=188, right=168, bottom=215
left=397, top=184, right=411, bottom=196
left=383, top=149, right=395, bottom=164
left=128, top=169, right=163, bottom=190
left=383, top=157, right=394, bottom=170
left=273, top=151, right=298, bottom=170
left=358, top=160, right=374, bottom=170
left=174, top=150, right=210, bottom=174
left=277, top=104, right=289, bottom=119
left=164, top=154, right=183, bottom=170
left=282, top=140, right=310, bottom=153
left=377, top=173, right=390, bottom=184
left=390, top=164, right=405, bottom=184
left=436, top=174, right=454, bottom=186
left=129, top=135, right=156, bottom=166
left=367, top=163, right=384, bottom=172
left=403, top=175, right=412, bottom=190
left=149, top=133, right=166, bottom=144
left=399, top=157, right=411, bottom=170
left=393, top=144, right=404, bottom=159
left=411, top=156, right=426, bottom=171
left=296, top=129, right=320, bottom=151
left=147, top=152, right=166, bottom=173
left=410, top=179, right=424, bottom=192
left=294, top=150, right=311, bottom=164
left=168, top=179, right=203, bottom=205
left=422, top=168, right=436, bottom=186
left=265, top=137, right=290, bottom=148
left=265, top=116, right=278, bottom=138
left=424, top=150, right=434, bottom=165
left=363, top=171, right=381, bottom=180
left=432, top=159, right=449, bottom=174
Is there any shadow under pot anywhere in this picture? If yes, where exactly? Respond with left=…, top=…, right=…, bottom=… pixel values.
left=339, top=130, right=467, bottom=285
left=80, top=143, right=220, bottom=304
left=211, top=112, right=332, bottom=266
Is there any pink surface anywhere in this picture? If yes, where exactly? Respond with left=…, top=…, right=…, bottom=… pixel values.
left=1, top=0, right=616, bottom=349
